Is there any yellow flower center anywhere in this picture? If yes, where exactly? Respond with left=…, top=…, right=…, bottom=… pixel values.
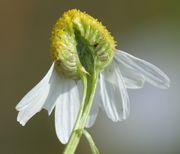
left=50, top=9, right=116, bottom=79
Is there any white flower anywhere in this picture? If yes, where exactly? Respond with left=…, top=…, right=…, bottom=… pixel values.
left=16, top=49, right=170, bottom=144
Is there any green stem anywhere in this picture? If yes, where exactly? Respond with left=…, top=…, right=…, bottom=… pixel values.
left=83, top=130, right=100, bottom=154
left=73, top=75, right=88, bottom=130
left=63, top=72, right=98, bottom=154
left=63, top=75, right=87, bottom=154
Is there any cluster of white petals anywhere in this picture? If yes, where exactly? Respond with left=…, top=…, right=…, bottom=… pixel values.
left=16, top=50, right=170, bottom=144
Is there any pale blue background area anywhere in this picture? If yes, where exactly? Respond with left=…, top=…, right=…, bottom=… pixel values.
left=0, top=0, right=179, bottom=154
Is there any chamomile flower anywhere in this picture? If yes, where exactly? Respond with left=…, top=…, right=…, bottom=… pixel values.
left=16, top=9, right=170, bottom=153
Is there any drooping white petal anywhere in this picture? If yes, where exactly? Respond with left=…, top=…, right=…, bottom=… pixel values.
left=115, top=61, right=145, bottom=89
left=123, top=76, right=144, bottom=89
left=55, top=77, right=80, bottom=144
left=42, top=67, right=65, bottom=115
left=16, top=63, right=54, bottom=111
left=100, top=61, right=130, bottom=122
left=112, top=51, right=145, bottom=89
left=16, top=63, right=55, bottom=126
left=17, top=85, right=50, bottom=126
left=85, top=81, right=101, bottom=128
left=115, top=50, right=170, bottom=89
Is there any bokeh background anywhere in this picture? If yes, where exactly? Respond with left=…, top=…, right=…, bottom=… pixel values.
left=1, top=0, right=180, bottom=154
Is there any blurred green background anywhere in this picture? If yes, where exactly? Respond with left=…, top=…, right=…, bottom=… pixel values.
left=1, top=0, right=180, bottom=154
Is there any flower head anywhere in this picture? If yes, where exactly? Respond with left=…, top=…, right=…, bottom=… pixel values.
left=16, top=9, right=170, bottom=152
left=50, top=9, right=116, bottom=78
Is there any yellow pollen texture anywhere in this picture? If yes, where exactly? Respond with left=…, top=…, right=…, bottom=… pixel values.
left=50, top=9, right=116, bottom=61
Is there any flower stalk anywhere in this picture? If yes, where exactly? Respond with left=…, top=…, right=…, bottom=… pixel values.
left=83, top=130, right=100, bottom=154
left=63, top=72, right=99, bottom=154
